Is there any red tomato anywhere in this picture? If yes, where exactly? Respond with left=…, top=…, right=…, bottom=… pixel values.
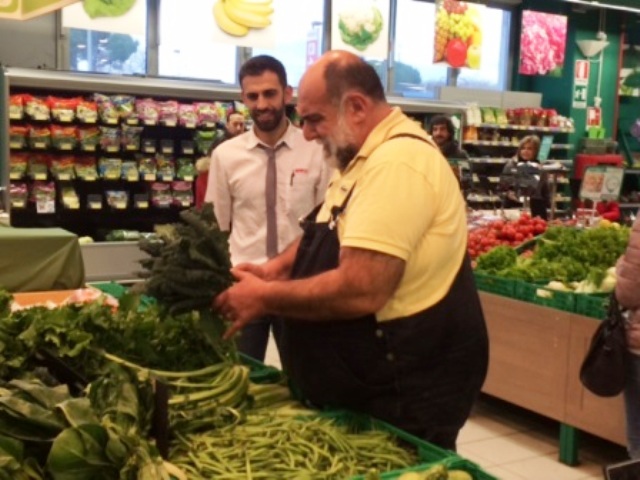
left=445, top=39, right=468, bottom=68
left=515, top=232, right=524, bottom=242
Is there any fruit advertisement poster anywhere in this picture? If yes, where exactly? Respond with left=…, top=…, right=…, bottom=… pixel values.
left=62, top=0, right=146, bottom=36
left=331, top=0, right=390, bottom=59
left=518, top=10, right=567, bottom=76
left=211, top=0, right=277, bottom=47
left=434, top=0, right=483, bottom=70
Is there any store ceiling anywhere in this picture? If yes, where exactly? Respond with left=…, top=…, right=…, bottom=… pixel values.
left=561, top=0, right=640, bottom=13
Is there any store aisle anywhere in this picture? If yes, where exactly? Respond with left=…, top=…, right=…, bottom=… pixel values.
left=459, top=396, right=627, bottom=480
left=264, top=336, right=628, bottom=480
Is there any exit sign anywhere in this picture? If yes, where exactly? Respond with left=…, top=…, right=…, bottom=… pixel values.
left=573, top=85, right=588, bottom=109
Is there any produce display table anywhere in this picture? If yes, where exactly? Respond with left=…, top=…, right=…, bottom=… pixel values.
left=479, top=291, right=626, bottom=465
left=0, top=226, right=84, bottom=292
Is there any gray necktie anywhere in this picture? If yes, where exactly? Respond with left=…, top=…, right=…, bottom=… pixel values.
left=260, top=143, right=285, bottom=258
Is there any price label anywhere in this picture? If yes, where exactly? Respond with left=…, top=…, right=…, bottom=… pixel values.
left=126, top=118, right=139, bottom=125
left=59, top=114, right=73, bottom=123
left=34, top=114, right=48, bottom=121
left=183, top=148, right=194, bottom=155
left=9, top=142, right=23, bottom=149
left=105, top=173, right=119, bottom=180
left=34, top=142, right=47, bottom=149
left=106, top=146, right=119, bottom=153
left=162, top=148, right=174, bottom=154
left=105, top=118, right=119, bottom=125
left=164, top=121, right=177, bottom=127
left=9, top=113, right=22, bottom=120
left=144, top=119, right=157, bottom=126
left=127, top=173, right=139, bottom=182
left=89, top=202, right=102, bottom=210
left=183, top=176, right=194, bottom=182
left=115, top=202, right=127, bottom=210
left=136, top=201, right=149, bottom=209
left=162, top=175, right=173, bottom=182
left=65, top=202, right=80, bottom=210
left=83, top=118, right=97, bottom=124
left=36, top=199, right=55, bottom=214
left=59, top=143, right=74, bottom=151
left=203, top=122, right=215, bottom=128
left=11, top=200, right=25, bottom=208
left=82, top=145, right=97, bottom=152
left=9, top=173, right=22, bottom=180
left=58, top=174, right=71, bottom=181
left=185, top=123, right=196, bottom=129
left=144, top=174, right=157, bottom=182
left=83, top=175, right=97, bottom=182
left=144, top=147, right=156, bottom=154
left=34, top=173, right=48, bottom=181
left=181, top=200, right=191, bottom=207
left=125, top=145, right=138, bottom=151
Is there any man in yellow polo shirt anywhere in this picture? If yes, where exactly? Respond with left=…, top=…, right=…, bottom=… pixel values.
left=215, top=50, right=488, bottom=451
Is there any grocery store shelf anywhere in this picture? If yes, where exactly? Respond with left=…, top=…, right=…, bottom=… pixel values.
left=620, top=203, right=640, bottom=209
left=466, top=193, right=501, bottom=203
left=624, top=169, right=640, bottom=175
left=464, top=140, right=519, bottom=147
left=475, top=123, right=574, bottom=133
left=551, top=144, right=574, bottom=150
left=468, top=157, right=509, bottom=164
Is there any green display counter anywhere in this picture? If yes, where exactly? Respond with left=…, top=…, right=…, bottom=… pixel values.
left=0, top=226, right=84, bottom=292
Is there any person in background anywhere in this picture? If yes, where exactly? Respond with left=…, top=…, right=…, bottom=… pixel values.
left=215, top=50, right=488, bottom=451
left=205, top=55, right=331, bottom=362
left=499, top=134, right=550, bottom=219
left=614, top=215, right=640, bottom=459
left=195, top=111, right=246, bottom=209
left=427, top=115, right=468, bottom=186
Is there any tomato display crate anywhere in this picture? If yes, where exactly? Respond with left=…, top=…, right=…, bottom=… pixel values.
left=379, top=457, right=498, bottom=480
left=575, top=293, right=609, bottom=320
left=517, top=282, right=576, bottom=312
left=473, top=272, right=517, bottom=298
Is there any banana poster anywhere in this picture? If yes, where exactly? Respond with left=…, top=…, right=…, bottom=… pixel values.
left=0, top=0, right=80, bottom=20
left=433, top=0, right=484, bottom=70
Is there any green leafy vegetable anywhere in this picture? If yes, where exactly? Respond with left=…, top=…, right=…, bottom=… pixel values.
left=338, top=5, right=383, bottom=51
left=83, top=0, right=137, bottom=19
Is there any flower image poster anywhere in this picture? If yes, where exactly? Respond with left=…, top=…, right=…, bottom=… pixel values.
left=519, top=10, right=567, bottom=76
left=433, top=0, right=484, bottom=70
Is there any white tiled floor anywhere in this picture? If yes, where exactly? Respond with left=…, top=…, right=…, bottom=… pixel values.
left=264, top=336, right=629, bottom=480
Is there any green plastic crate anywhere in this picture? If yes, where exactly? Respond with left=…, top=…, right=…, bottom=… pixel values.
left=380, top=457, right=498, bottom=480
left=517, top=282, right=576, bottom=312
left=322, top=410, right=454, bottom=480
left=90, top=281, right=156, bottom=309
left=575, top=293, right=609, bottom=320
left=473, top=272, right=517, bottom=298
left=239, top=352, right=285, bottom=384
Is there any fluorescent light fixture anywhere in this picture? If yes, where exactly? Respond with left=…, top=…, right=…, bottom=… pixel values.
left=563, top=0, right=640, bottom=14
left=576, top=39, right=609, bottom=57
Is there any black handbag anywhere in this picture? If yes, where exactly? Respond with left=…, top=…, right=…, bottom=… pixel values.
left=579, top=293, right=628, bottom=397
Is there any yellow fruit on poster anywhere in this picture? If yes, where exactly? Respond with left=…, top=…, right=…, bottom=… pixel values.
left=467, top=44, right=481, bottom=69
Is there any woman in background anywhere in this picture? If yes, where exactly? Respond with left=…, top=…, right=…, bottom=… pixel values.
left=499, top=135, right=550, bottom=219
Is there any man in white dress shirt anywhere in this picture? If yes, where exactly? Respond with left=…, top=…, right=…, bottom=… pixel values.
left=205, top=55, right=331, bottom=362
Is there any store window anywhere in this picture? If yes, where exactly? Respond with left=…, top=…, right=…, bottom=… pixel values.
left=393, top=0, right=511, bottom=98
left=158, top=0, right=324, bottom=86
left=158, top=0, right=238, bottom=84
left=62, top=2, right=147, bottom=75
left=251, top=2, right=326, bottom=88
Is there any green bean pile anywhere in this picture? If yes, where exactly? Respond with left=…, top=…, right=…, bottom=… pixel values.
left=169, top=411, right=417, bottom=479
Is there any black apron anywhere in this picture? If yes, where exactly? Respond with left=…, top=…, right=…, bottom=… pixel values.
left=279, top=134, right=489, bottom=448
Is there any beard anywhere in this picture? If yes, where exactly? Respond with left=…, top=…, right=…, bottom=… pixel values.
left=250, top=105, right=285, bottom=132
left=322, top=114, right=359, bottom=171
